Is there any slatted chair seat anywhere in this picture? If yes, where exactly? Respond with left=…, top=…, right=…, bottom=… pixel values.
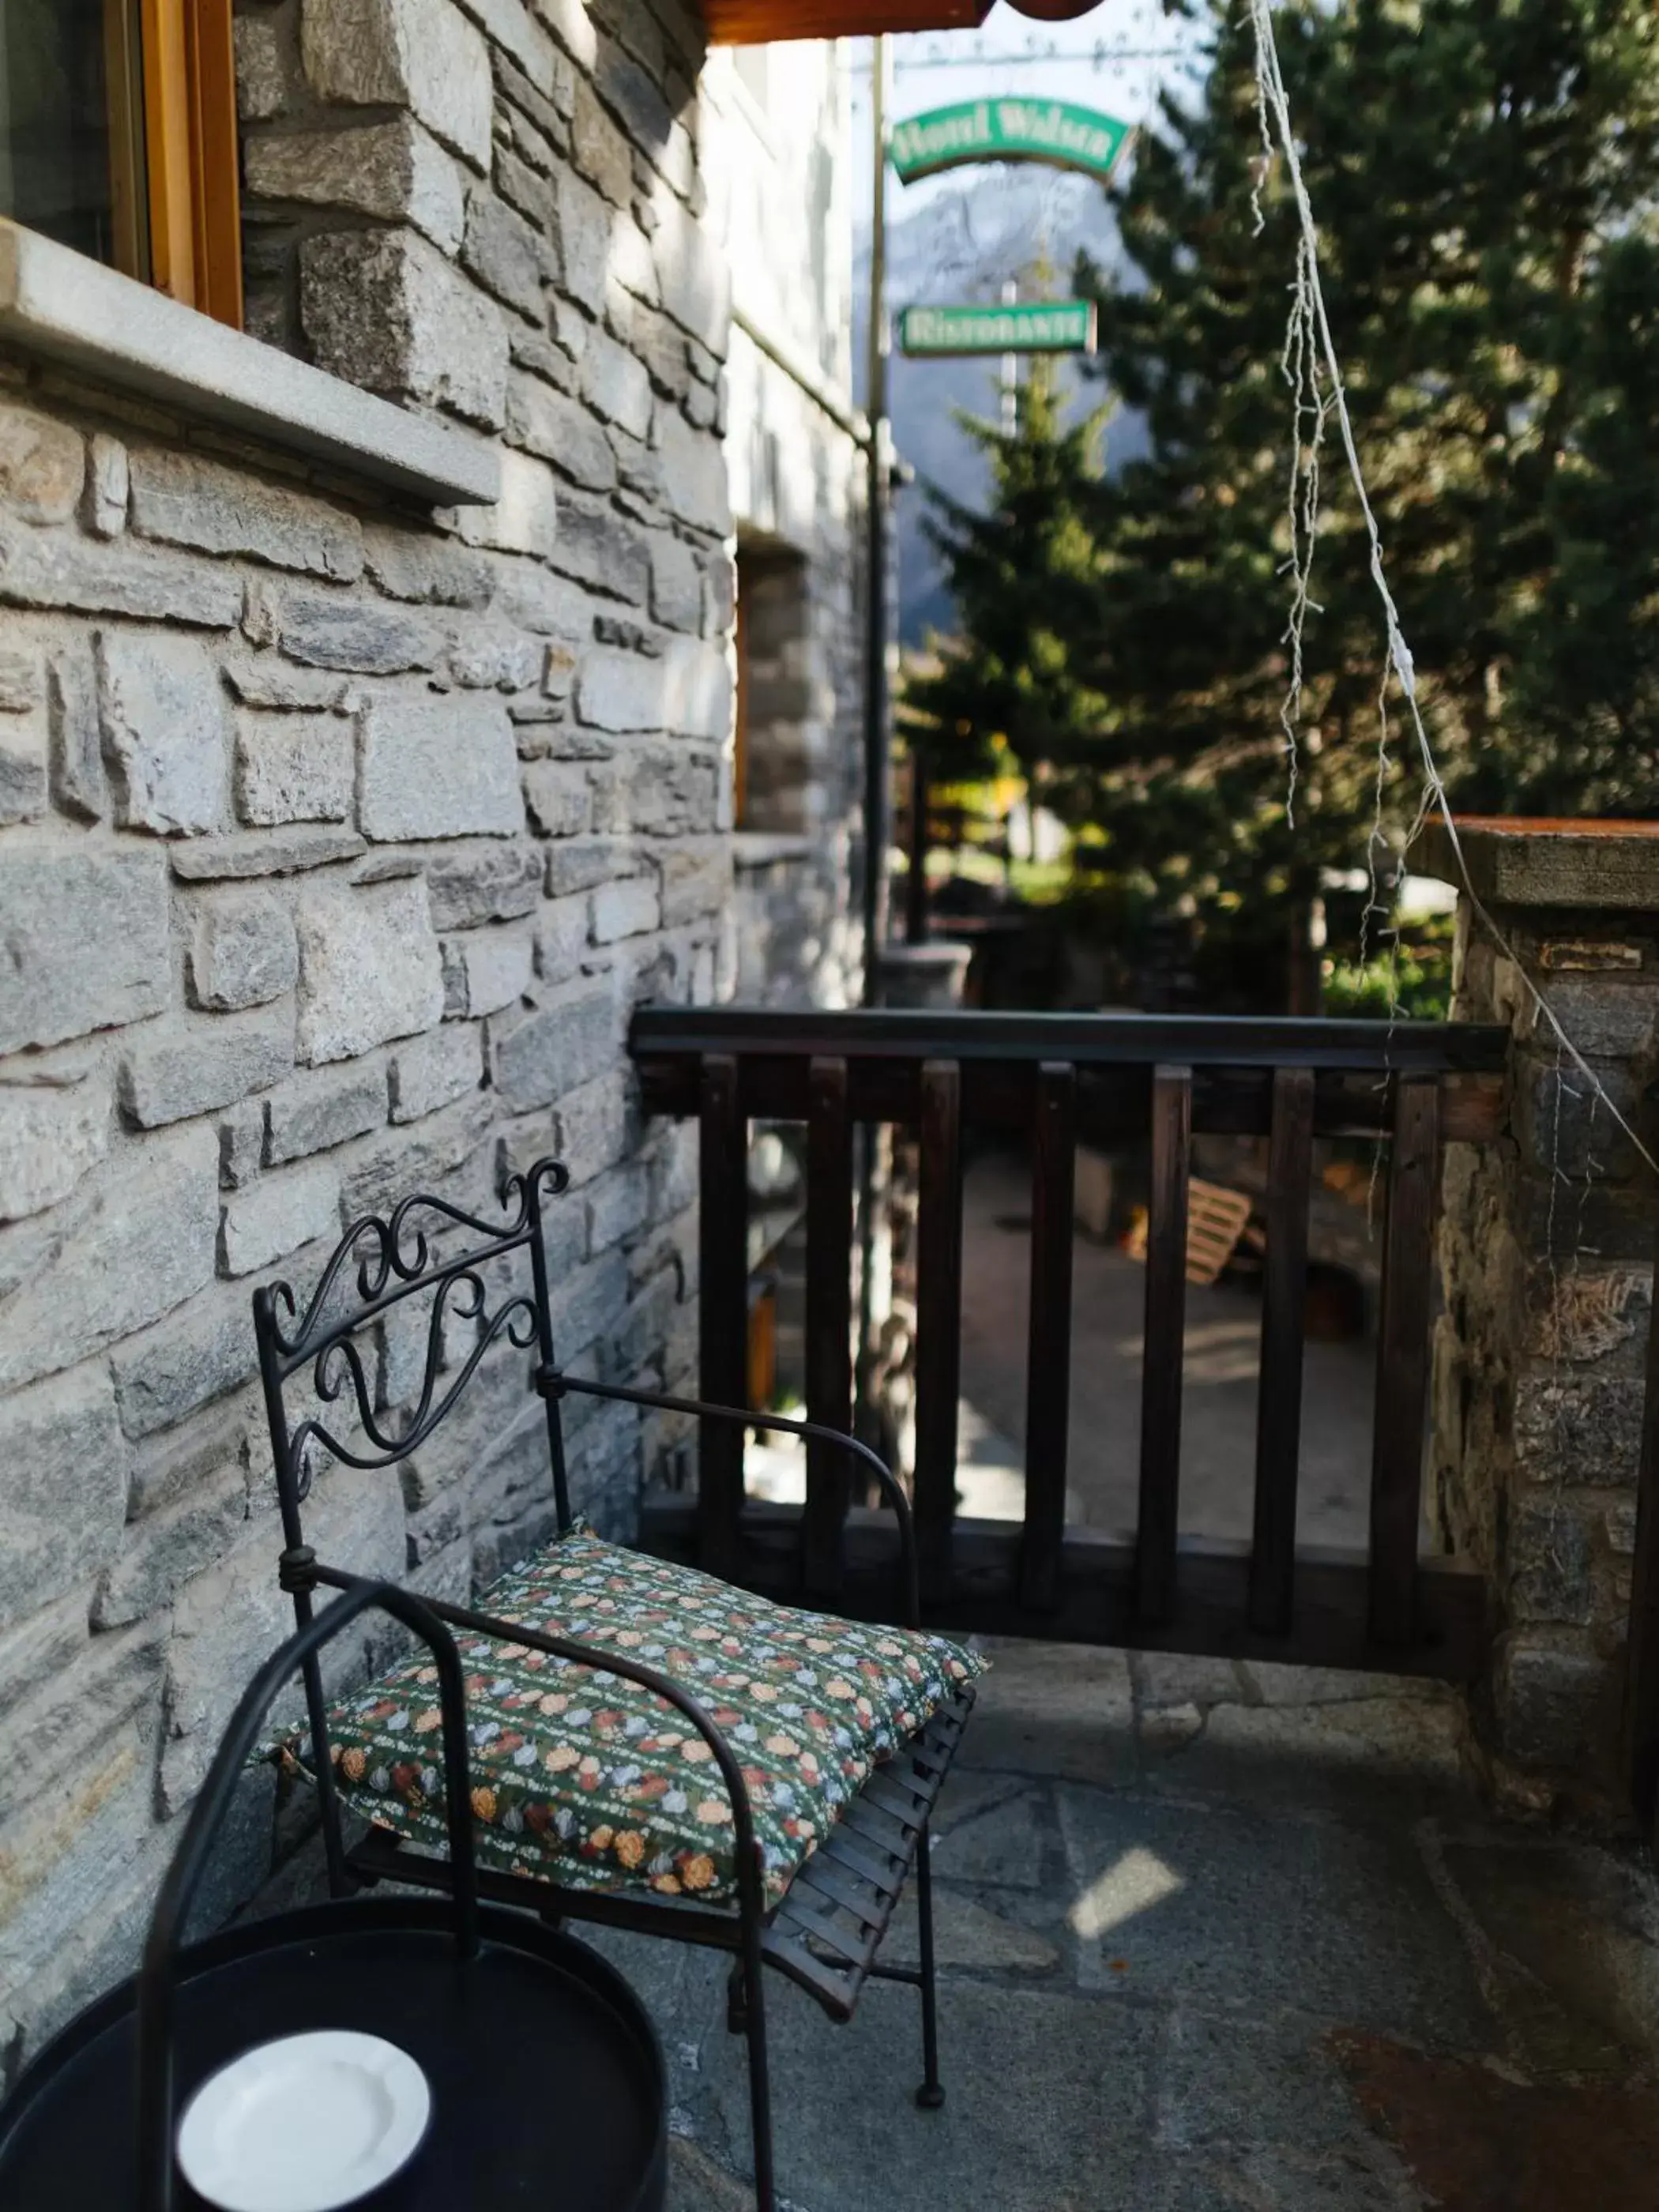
left=254, top=1159, right=977, bottom=2212
left=762, top=1687, right=972, bottom=2018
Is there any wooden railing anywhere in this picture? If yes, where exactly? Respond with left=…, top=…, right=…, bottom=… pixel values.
left=630, top=1008, right=1510, bottom=1680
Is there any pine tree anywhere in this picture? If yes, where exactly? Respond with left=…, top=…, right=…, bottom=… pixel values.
left=1083, top=0, right=1659, bottom=957
left=909, top=0, right=1659, bottom=1006
left=1491, top=229, right=1659, bottom=811
left=902, top=356, right=1112, bottom=798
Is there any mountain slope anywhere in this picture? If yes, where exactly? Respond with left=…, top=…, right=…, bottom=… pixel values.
left=855, top=167, right=1146, bottom=641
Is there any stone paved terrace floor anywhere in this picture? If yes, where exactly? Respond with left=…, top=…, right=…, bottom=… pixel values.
left=584, top=1639, right=1659, bottom=2212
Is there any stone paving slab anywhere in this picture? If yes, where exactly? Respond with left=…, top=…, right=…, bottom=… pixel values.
left=1240, top=1661, right=1450, bottom=1709
left=879, top=1884, right=1063, bottom=1977
left=1149, top=2005, right=1415, bottom=2161
left=1134, top=1694, right=1471, bottom=1818
left=697, top=1978, right=1161, bottom=2212
left=926, top=1779, right=1049, bottom=1888
left=1055, top=1787, right=1493, bottom=2040
left=580, top=1636, right=1659, bottom=2212
left=1139, top=2141, right=1416, bottom=2212
left=955, top=1635, right=1138, bottom=1787
left=1434, top=1831, right=1659, bottom=2075
left=1332, top=2033, right=1659, bottom=2212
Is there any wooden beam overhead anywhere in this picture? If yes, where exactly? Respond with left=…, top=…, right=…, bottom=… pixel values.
left=705, top=0, right=994, bottom=42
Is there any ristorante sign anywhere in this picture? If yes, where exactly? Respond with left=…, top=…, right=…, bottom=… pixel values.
left=890, top=98, right=1133, bottom=186
left=899, top=301, right=1097, bottom=356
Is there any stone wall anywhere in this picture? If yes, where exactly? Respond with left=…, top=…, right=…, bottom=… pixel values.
left=1424, top=821, right=1659, bottom=1819
left=706, top=47, right=865, bottom=1012
left=0, top=0, right=755, bottom=2079
left=730, top=539, right=860, bottom=1007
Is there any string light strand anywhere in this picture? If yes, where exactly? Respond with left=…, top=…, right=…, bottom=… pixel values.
left=1246, top=0, right=1658, bottom=1179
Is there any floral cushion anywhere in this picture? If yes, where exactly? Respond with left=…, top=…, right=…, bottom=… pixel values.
left=311, top=1522, right=984, bottom=1907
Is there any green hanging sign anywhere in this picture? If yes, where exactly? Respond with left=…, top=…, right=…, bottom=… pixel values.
left=890, top=99, right=1133, bottom=187
left=898, top=300, right=1098, bottom=358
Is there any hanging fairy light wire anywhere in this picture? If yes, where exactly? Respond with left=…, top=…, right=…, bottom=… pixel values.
left=1247, top=0, right=1659, bottom=1179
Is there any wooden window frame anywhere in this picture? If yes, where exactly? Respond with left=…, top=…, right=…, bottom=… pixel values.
left=103, top=0, right=243, bottom=328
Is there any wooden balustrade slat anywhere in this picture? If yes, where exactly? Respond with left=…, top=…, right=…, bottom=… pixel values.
left=1021, top=1062, right=1077, bottom=1612
left=804, top=1055, right=854, bottom=1599
left=698, top=1052, right=747, bottom=1579
left=1368, top=1074, right=1443, bottom=1646
left=1136, top=1066, right=1192, bottom=1628
left=1249, top=1066, right=1317, bottom=1635
left=915, top=1059, right=964, bottom=1605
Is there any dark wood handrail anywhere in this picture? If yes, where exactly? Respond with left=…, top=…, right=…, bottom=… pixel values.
left=632, top=1006, right=1510, bottom=1074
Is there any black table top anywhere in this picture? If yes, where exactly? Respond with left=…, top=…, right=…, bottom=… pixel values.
left=0, top=1897, right=667, bottom=2212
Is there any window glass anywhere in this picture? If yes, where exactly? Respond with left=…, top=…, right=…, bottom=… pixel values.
left=0, top=0, right=126, bottom=264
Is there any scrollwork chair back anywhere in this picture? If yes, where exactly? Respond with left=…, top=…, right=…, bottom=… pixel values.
left=253, top=1157, right=574, bottom=1556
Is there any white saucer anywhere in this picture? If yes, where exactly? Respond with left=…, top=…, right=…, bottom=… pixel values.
left=175, top=2030, right=432, bottom=2212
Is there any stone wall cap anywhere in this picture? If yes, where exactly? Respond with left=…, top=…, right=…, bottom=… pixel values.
left=878, top=941, right=975, bottom=969
left=0, top=220, right=500, bottom=509
left=731, top=831, right=816, bottom=869
left=876, top=939, right=974, bottom=1011
left=1412, top=814, right=1659, bottom=912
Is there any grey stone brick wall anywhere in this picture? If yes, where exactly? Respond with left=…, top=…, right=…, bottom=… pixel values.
left=1423, top=824, right=1659, bottom=1819
left=730, top=536, right=863, bottom=1010
left=0, top=0, right=749, bottom=2081
left=708, top=50, right=866, bottom=1013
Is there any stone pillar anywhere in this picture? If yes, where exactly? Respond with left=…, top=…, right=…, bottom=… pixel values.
left=1419, top=820, right=1659, bottom=1817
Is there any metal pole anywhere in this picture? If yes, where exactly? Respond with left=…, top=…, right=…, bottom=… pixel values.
left=861, top=32, right=893, bottom=1008
left=905, top=741, right=929, bottom=944
left=1000, top=276, right=1019, bottom=438
left=856, top=36, right=894, bottom=1460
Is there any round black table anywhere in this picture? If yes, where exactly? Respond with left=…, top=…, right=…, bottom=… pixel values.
left=0, top=1583, right=667, bottom=2212
left=0, top=1897, right=667, bottom=2210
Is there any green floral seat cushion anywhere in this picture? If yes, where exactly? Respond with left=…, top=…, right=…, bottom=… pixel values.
left=314, top=1522, right=984, bottom=1907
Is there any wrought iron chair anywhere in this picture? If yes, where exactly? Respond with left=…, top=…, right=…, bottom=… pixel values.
left=253, top=1157, right=977, bottom=2212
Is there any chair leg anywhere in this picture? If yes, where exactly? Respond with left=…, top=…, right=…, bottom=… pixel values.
left=739, top=1938, right=777, bottom=2211
left=913, top=1820, right=945, bottom=2110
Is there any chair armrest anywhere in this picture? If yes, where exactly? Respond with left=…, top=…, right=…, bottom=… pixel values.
left=536, top=1368, right=923, bottom=1631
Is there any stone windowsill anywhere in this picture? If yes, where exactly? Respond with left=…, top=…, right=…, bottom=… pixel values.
left=732, top=830, right=818, bottom=870
left=0, top=220, right=499, bottom=509
left=879, top=941, right=973, bottom=970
